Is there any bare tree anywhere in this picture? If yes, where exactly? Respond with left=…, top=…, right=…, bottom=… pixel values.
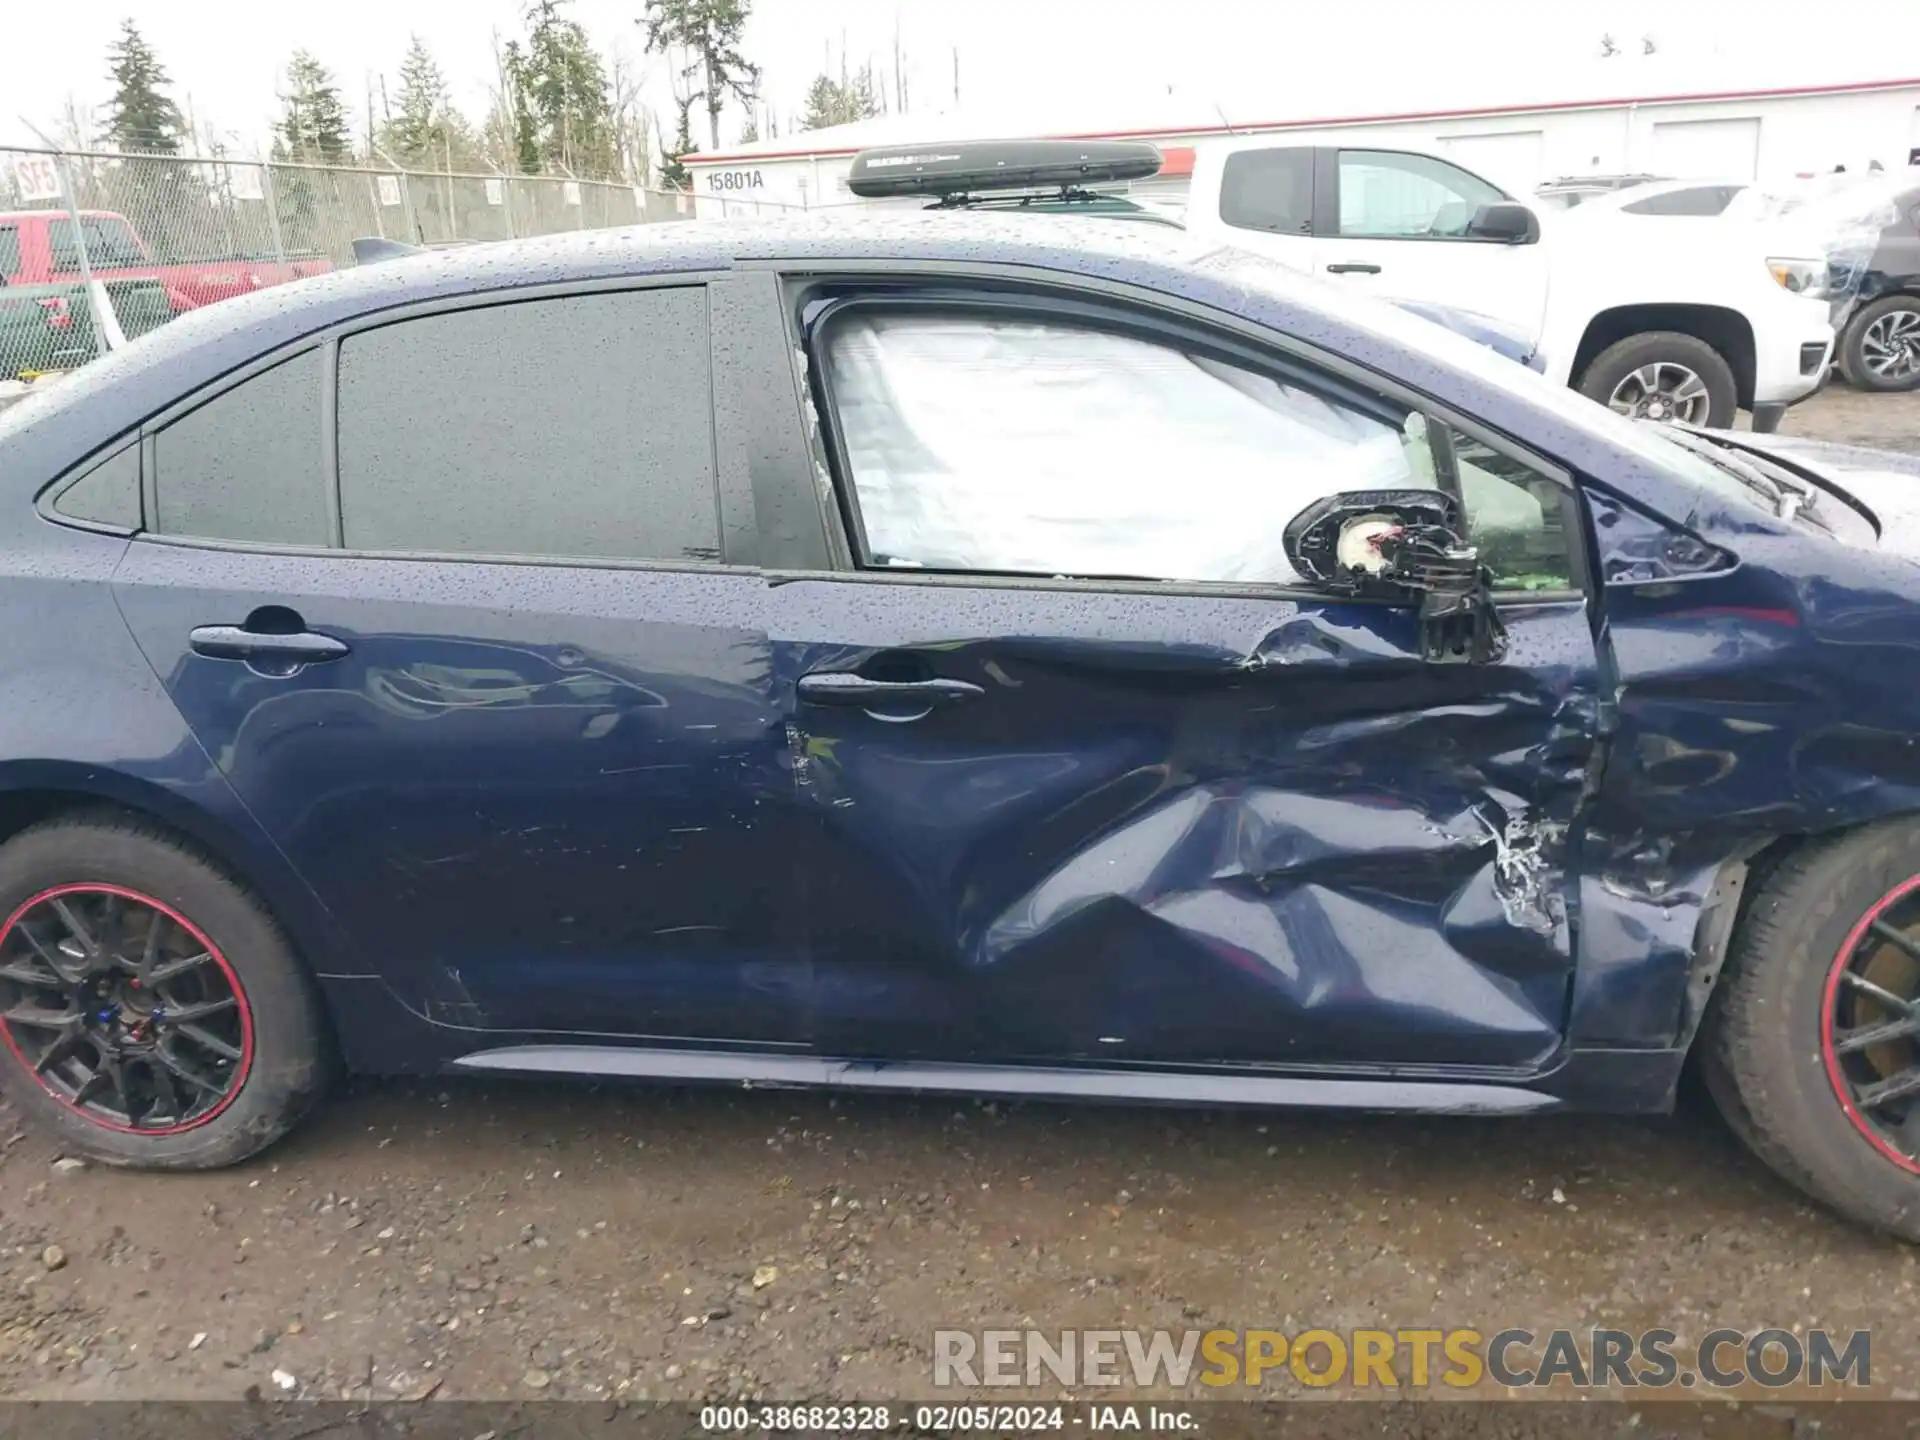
left=608, top=47, right=653, bottom=185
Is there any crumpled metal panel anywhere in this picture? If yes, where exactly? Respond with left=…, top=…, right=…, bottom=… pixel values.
left=1570, top=433, right=1920, bottom=1048
left=778, top=584, right=1600, bottom=1070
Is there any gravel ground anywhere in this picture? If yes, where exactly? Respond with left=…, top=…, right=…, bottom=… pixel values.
left=0, top=387, right=1916, bottom=1412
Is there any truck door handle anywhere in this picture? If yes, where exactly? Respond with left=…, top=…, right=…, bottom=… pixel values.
left=1326, top=262, right=1383, bottom=275
left=189, top=624, right=350, bottom=665
left=796, top=673, right=984, bottom=708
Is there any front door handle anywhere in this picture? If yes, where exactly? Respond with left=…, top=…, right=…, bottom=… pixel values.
left=796, top=673, right=984, bottom=708
left=189, top=625, right=350, bottom=665
left=1326, top=262, right=1383, bottom=275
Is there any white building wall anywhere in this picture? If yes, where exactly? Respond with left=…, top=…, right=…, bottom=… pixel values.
left=687, top=86, right=1920, bottom=219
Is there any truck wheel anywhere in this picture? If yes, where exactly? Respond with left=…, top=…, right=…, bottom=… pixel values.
left=1702, top=820, right=1920, bottom=1241
left=1576, top=332, right=1738, bottom=428
left=1840, top=295, right=1920, bottom=392
left=0, top=813, right=330, bottom=1170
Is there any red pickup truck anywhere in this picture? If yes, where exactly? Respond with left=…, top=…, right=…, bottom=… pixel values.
left=0, top=209, right=331, bottom=315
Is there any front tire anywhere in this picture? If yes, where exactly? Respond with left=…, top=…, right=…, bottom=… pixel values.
left=1840, top=295, right=1920, bottom=392
left=1703, top=820, right=1920, bottom=1240
left=1576, top=331, right=1738, bottom=428
left=0, top=814, right=329, bottom=1169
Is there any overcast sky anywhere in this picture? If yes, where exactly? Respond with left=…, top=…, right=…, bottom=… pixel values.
left=4, top=0, right=1914, bottom=157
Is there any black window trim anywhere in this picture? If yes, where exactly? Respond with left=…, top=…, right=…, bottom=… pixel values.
left=776, top=264, right=1589, bottom=606
left=1329, top=145, right=1518, bottom=244
left=96, top=270, right=753, bottom=575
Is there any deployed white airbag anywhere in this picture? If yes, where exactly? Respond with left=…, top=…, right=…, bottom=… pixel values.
left=826, top=314, right=1429, bottom=584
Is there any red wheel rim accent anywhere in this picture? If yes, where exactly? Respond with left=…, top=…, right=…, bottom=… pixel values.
left=1820, top=874, right=1920, bottom=1176
left=0, top=884, right=254, bottom=1136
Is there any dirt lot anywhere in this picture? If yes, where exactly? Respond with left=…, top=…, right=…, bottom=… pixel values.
left=0, top=388, right=1917, bottom=1413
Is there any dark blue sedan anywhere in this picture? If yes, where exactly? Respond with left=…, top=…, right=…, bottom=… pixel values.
left=2, top=215, right=1919, bottom=1243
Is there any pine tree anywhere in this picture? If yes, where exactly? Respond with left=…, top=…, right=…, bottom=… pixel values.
left=640, top=0, right=758, bottom=154
left=658, top=93, right=695, bottom=189
left=494, top=41, right=545, bottom=174
left=799, top=68, right=880, bottom=132
left=279, top=51, right=354, bottom=163
left=101, top=20, right=186, bottom=154
left=383, top=36, right=449, bottom=163
left=523, top=0, right=617, bottom=176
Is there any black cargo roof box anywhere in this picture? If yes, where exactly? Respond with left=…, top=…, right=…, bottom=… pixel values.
left=846, top=139, right=1164, bottom=199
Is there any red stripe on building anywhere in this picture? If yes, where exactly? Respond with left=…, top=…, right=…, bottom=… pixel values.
left=684, top=76, right=1920, bottom=167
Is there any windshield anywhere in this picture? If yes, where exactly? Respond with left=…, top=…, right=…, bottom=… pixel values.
left=1184, top=242, right=1771, bottom=516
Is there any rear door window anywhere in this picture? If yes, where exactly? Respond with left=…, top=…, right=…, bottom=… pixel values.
left=335, top=287, right=721, bottom=563
left=150, top=350, right=331, bottom=546
left=1620, top=185, right=1746, bottom=216
left=48, top=216, right=148, bottom=269
left=1219, top=149, right=1315, bottom=235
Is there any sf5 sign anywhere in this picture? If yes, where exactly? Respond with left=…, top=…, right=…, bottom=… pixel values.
left=11, top=155, right=62, bottom=203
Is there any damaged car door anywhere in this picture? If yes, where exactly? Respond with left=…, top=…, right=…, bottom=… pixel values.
left=772, top=291, right=1600, bottom=1071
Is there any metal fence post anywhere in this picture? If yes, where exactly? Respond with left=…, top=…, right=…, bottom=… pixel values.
left=261, top=162, right=289, bottom=268
left=370, top=145, right=420, bottom=243
left=15, top=120, right=125, bottom=354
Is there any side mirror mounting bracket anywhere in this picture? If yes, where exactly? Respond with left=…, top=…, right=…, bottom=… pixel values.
left=1283, top=490, right=1509, bottom=664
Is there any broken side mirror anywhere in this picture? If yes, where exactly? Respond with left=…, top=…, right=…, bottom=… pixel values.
left=1282, top=490, right=1508, bottom=664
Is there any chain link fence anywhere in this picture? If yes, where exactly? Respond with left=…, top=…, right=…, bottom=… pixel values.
left=0, top=145, right=722, bottom=381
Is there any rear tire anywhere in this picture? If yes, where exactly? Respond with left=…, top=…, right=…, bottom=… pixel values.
left=0, top=814, right=329, bottom=1170
left=1839, top=295, right=1920, bottom=393
left=1575, top=331, right=1738, bottom=428
left=1702, top=820, right=1920, bottom=1240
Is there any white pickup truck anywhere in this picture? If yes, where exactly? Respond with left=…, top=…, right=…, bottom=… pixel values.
left=1183, top=141, right=1837, bottom=430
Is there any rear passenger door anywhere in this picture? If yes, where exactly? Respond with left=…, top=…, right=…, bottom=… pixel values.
left=111, top=279, right=815, bottom=1045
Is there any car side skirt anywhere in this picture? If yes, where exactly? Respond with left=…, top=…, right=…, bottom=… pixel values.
left=451, top=1045, right=1592, bottom=1115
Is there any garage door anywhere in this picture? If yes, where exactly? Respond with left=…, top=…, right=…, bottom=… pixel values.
left=1437, top=130, right=1546, bottom=192
left=1649, top=117, right=1761, bottom=180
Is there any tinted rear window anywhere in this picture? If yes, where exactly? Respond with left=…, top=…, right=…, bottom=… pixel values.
left=336, top=288, right=720, bottom=563
left=1620, top=185, right=1745, bottom=216
left=151, top=350, right=330, bottom=545
left=1219, top=149, right=1314, bottom=235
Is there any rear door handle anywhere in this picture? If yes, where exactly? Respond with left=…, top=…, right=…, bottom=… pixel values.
left=1326, top=262, right=1383, bottom=275
left=796, top=673, right=984, bottom=708
left=189, top=625, right=350, bottom=664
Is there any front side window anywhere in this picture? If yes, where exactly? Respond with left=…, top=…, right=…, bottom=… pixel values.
left=1337, top=150, right=1505, bottom=239
left=821, top=310, right=1571, bottom=592
left=336, top=288, right=721, bottom=563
